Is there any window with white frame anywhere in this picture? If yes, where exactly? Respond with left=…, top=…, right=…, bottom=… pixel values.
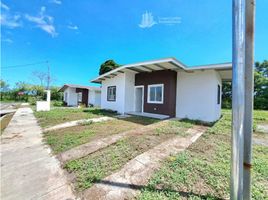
left=107, top=86, right=116, bottom=101
left=147, top=84, right=164, bottom=104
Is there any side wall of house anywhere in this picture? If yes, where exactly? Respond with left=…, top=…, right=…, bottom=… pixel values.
left=94, top=91, right=101, bottom=106
left=214, top=71, right=222, bottom=119
left=88, top=90, right=101, bottom=106
left=176, top=70, right=221, bottom=122
left=88, top=90, right=95, bottom=106
left=124, top=71, right=135, bottom=112
left=66, top=87, right=78, bottom=106
left=101, top=73, right=126, bottom=113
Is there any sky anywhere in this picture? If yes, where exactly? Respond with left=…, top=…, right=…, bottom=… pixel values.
left=1, top=0, right=268, bottom=88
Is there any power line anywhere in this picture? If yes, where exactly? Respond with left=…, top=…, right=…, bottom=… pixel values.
left=1, top=61, right=48, bottom=69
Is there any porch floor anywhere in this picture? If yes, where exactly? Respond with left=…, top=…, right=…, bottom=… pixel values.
left=126, top=111, right=170, bottom=120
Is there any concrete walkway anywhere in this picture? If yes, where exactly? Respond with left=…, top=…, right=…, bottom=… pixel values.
left=43, top=116, right=114, bottom=132
left=82, top=126, right=207, bottom=200
left=0, top=107, right=76, bottom=200
left=256, top=124, right=268, bottom=134
left=58, top=120, right=169, bottom=163
left=253, top=138, right=268, bottom=147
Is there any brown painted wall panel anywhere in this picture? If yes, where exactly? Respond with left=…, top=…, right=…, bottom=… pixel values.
left=135, top=70, right=177, bottom=117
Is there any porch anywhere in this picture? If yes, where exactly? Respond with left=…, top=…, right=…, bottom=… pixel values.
left=126, top=111, right=169, bottom=120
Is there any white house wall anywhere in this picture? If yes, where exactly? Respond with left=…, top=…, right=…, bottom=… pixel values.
left=94, top=91, right=101, bottom=106
left=176, top=70, right=221, bottom=122
left=101, top=73, right=126, bottom=113
left=88, top=90, right=101, bottom=106
left=65, top=87, right=78, bottom=106
left=124, top=71, right=135, bottom=112
left=88, top=90, right=95, bottom=106
left=214, top=71, right=222, bottom=120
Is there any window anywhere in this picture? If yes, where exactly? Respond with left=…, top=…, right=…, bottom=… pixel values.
left=107, top=86, right=116, bottom=101
left=147, top=84, right=164, bottom=104
left=217, top=84, right=221, bottom=105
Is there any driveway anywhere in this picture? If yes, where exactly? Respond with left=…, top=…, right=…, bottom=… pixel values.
left=0, top=107, right=75, bottom=200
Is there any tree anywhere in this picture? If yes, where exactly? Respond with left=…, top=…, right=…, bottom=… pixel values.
left=31, top=70, right=56, bottom=89
left=99, top=60, right=120, bottom=75
left=222, top=60, right=268, bottom=110
left=0, top=79, right=9, bottom=92
left=0, top=79, right=10, bottom=100
left=254, top=61, right=268, bottom=109
left=32, top=71, right=47, bottom=87
left=255, top=60, right=268, bottom=77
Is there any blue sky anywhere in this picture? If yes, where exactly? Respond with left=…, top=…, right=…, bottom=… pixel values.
left=1, top=0, right=268, bottom=87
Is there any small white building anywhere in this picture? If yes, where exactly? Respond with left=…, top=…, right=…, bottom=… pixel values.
left=59, top=84, right=101, bottom=107
left=91, top=57, right=232, bottom=122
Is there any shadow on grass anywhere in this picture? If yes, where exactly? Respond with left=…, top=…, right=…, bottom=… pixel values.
left=179, top=116, right=222, bottom=127
left=95, top=180, right=225, bottom=200
left=84, top=109, right=159, bottom=126
left=82, top=109, right=118, bottom=117
left=118, top=115, right=160, bottom=126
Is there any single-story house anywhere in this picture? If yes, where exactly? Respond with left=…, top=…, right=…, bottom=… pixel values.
left=59, top=84, right=101, bottom=107
left=91, top=57, right=232, bottom=122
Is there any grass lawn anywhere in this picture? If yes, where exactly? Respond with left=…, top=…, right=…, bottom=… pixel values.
left=45, top=116, right=159, bottom=154
left=34, top=107, right=117, bottom=128
left=138, top=109, right=268, bottom=200
left=64, top=120, right=194, bottom=191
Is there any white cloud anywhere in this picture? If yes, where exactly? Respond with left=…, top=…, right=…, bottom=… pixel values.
left=1, top=38, right=13, bottom=43
left=67, top=24, right=78, bottom=30
left=0, top=14, right=21, bottom=28
left=0, top=35, right=13, bottom=43
left=0, top=1, right=9, bottom=10
left=25, top=6, right=58, bottom=37
left=50, top=0, right=62, bottom=5
left=0, top=1, right=22, bottom=28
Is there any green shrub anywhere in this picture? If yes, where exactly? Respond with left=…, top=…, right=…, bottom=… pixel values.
left=52, top=100, right=64, bottom=107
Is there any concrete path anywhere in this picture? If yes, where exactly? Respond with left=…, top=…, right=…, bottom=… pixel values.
left=58, top=120, right=169, bottom=163
left=0, top=107, right=76, bottom=200
left=82, top=126, right=207, bottom=200
left=253, top=138, right=268, bottom=147
left=256, top=124, right=268, bottom=134
left=43, top=116, right=114, bottom=132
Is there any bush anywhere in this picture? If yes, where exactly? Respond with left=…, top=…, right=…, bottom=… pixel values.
left=28, top=96, right=44, bottom=105
left=52, top=100, right=64, bottom=107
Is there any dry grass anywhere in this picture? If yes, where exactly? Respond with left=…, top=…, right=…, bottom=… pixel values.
left=1, top=113, right=14, bottom=133
left=64, top=120, right=194, bottom=191
left=45, top=116, right=159, bottom=154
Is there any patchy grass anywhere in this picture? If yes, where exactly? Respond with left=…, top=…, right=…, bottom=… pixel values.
left=45, top=116, right=159, bottom=154
left=34, top=107, right=116, bottom=128
left=138, top=110, right=268, bottom=200
left=64, top=120, right=193, bottom=191
left=1, top=113, right=14, bottom=133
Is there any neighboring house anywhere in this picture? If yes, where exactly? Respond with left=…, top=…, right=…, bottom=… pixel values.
left=91, top=57, right=232, bottom=122
left=59, top=84, right=101, bottom=107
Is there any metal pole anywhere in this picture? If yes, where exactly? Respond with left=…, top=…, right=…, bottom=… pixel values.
left=46, top=61, right=50, bottom=90
left=243, top=0, right=255, bottom=199
left=231, top=0, right=246, bottom=199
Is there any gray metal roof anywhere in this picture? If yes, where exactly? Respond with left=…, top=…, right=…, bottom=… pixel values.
left=59, top=84, right=101, bottom=92
left=91, top=57, right=232, bottom=83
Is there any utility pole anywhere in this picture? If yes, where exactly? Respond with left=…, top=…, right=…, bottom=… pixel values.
left=231, top=0, right=255, bottom=199
left=46, top=61, right=51, bottom=90
left=243, top=0, right=255, bottom=199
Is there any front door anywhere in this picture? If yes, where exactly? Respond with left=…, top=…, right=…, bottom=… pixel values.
left=135, top=86, right=144, bottom=112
